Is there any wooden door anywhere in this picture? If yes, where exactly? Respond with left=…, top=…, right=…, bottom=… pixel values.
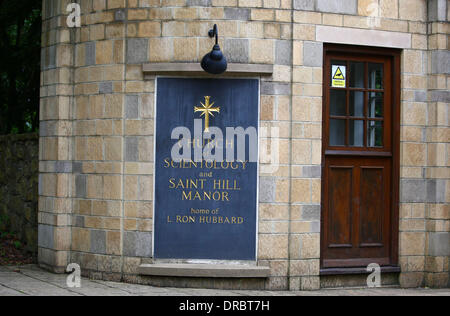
left=321, top=45, right=400, bottom=269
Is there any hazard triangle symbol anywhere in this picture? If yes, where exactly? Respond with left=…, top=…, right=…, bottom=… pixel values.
left=333, top=67, right=345, bottom=80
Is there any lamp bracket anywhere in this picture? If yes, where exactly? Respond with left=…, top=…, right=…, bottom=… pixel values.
left=208, top=24, right=219, bottom=45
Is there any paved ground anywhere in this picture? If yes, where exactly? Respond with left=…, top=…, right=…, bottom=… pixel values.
left=0, top=265, right=449, bottom=296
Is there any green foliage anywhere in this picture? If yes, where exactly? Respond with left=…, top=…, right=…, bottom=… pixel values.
left=0, top=214, right=10, bottom=231
left=13, top=240, right=22, bottom=249
left=0, top=0, right=42, bottom=135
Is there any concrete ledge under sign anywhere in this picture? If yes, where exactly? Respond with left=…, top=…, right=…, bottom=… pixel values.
left=142, top=63, right=273, bottom=78
left=138, top=263, right=271, bottom=278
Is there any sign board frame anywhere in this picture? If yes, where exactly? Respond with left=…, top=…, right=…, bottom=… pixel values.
left=152, top=77, right=261, bottom=262
left=331, top=65, right=346, bottom=88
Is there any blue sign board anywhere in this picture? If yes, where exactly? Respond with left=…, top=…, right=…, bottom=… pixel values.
left=154, top=78, right=259, bottom=260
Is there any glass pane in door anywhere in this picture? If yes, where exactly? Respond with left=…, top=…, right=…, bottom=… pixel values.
left=349, top=91, right=364, bottom=117
left=329, top=119, right=346, bottom=146
left=367, top=121, right=383, bottom=147
left=368, top=92, right=383, bottom=118
left=349, top=120, right=364, bottom=147
left=350, top=62, right=365, bottom=88
left=330, top=90, right=346, bottom=116
left=368, top=63, right=383, bottom=89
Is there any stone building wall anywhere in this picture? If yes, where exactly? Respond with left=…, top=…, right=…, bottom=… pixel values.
left=39, top=0, right=449, bottom=289
left=0, top=133, right=39, bottom=253
left=422, top=1, right=449, bottom=288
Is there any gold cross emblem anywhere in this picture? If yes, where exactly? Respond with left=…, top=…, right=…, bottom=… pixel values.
left=194, top=96, right=220, bottom=132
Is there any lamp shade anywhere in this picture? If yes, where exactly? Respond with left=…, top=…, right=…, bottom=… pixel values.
left=201, top=44, right=227, bottom=75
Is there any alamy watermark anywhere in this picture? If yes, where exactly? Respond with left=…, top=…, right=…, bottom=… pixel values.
left=66, top=263, right=81, bottom=288
left=365, top=0, right=381, bottom=28
left=170, top=119, right=279, bottom=175
left=367, top=263, right=381, bottom=288
left=66, top=3, right=81, bottom=28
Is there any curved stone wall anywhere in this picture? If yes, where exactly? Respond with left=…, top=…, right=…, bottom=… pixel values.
left=38, top=0, right=449, bottom=289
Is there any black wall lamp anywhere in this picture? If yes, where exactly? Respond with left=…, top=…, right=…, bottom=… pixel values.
left=201, top=24, right=227, bottom=75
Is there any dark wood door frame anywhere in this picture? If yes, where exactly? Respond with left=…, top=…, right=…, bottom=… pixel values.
left=320, top=44, right=401, bottom=271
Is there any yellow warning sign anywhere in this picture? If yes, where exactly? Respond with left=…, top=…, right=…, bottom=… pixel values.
left=333, top=67, right=344, bottom=80
left=332, top=65, right=346, bottom=88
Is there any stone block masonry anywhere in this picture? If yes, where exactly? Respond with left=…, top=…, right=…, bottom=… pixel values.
left=38, top=0, right=449, bottom=290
